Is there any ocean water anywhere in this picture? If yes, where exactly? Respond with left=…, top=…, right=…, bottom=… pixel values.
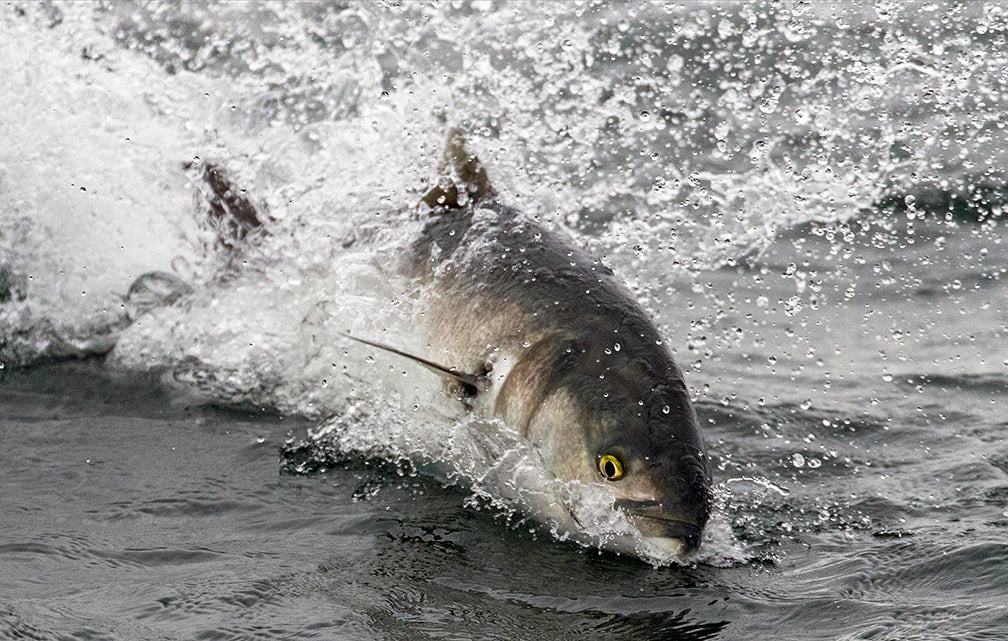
left=2, top=2, right=1007, bottom=639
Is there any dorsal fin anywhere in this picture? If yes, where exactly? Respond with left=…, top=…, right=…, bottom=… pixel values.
left=340, top=332, right=484, bottom=396
left=421, top=128, right=496, bottom=209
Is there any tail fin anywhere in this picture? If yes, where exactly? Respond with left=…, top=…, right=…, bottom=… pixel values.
left=421, top=128, right=496, bottom=209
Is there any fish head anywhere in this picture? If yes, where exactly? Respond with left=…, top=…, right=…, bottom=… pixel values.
left=517, top=335, right=713, bottom=557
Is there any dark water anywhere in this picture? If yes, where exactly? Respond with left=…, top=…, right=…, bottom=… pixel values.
left=3, top=2, right=1008, bottom=640
left=0, top=363, right=727, bottom=641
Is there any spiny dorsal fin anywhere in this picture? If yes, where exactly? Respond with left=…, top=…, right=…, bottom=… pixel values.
left=421, top=128, right=496, bottom=209
left=340, top=332, right=483, bottom=396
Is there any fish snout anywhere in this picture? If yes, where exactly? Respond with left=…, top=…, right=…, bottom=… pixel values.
left=613, top=499, right=704, bottom=555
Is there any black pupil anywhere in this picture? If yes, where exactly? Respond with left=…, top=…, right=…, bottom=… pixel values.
left=604, top=460, right=617, bottom=478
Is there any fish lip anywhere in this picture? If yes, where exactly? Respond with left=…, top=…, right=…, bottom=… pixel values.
left=613, top=499, right=703, bottom=555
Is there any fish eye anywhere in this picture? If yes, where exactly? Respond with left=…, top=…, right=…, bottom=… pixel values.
left=598, top=453, right=624, bottom=481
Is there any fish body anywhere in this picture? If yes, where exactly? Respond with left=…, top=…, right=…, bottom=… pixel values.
left=396, top=133, right=713, bottom=558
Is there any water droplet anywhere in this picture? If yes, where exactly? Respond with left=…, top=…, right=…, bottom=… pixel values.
left=784, top=296, right=803, bottom=316
left=791, top=453, right=805, bottom=467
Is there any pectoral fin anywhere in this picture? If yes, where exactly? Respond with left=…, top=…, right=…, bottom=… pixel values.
left=340, top=332, right=484, bottom=397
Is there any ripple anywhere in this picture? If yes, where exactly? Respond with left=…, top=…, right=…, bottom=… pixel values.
left=897, top=372, right=1008, bottom=395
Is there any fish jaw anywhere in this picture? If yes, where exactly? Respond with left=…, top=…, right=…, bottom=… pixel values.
left=638, top=535, right=691, bottom=561
left=613, top=499, right=705, bottom=556
left=635, top=519, right=703, bottom=557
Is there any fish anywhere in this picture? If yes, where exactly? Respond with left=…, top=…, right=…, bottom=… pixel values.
left=350, top=130, right=713, bottom=559
left=120, top=136, right=713, bottom=560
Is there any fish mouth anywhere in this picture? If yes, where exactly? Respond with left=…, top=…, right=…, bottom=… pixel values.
left=613, top=499, right=703, bottom=556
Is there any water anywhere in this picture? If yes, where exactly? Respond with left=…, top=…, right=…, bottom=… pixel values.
left=2, top=2, right=1007, bottom=639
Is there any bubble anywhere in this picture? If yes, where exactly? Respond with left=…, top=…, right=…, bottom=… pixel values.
left=791, top=453, right=805, bottom=467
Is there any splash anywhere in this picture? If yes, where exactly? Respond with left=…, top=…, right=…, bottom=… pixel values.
left=6, top=1, right=1007, bottom=370
left=303, top=407, right=744, bottom=567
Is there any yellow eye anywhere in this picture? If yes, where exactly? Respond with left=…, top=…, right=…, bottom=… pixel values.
left=598, top=454, right=624, bottom=481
